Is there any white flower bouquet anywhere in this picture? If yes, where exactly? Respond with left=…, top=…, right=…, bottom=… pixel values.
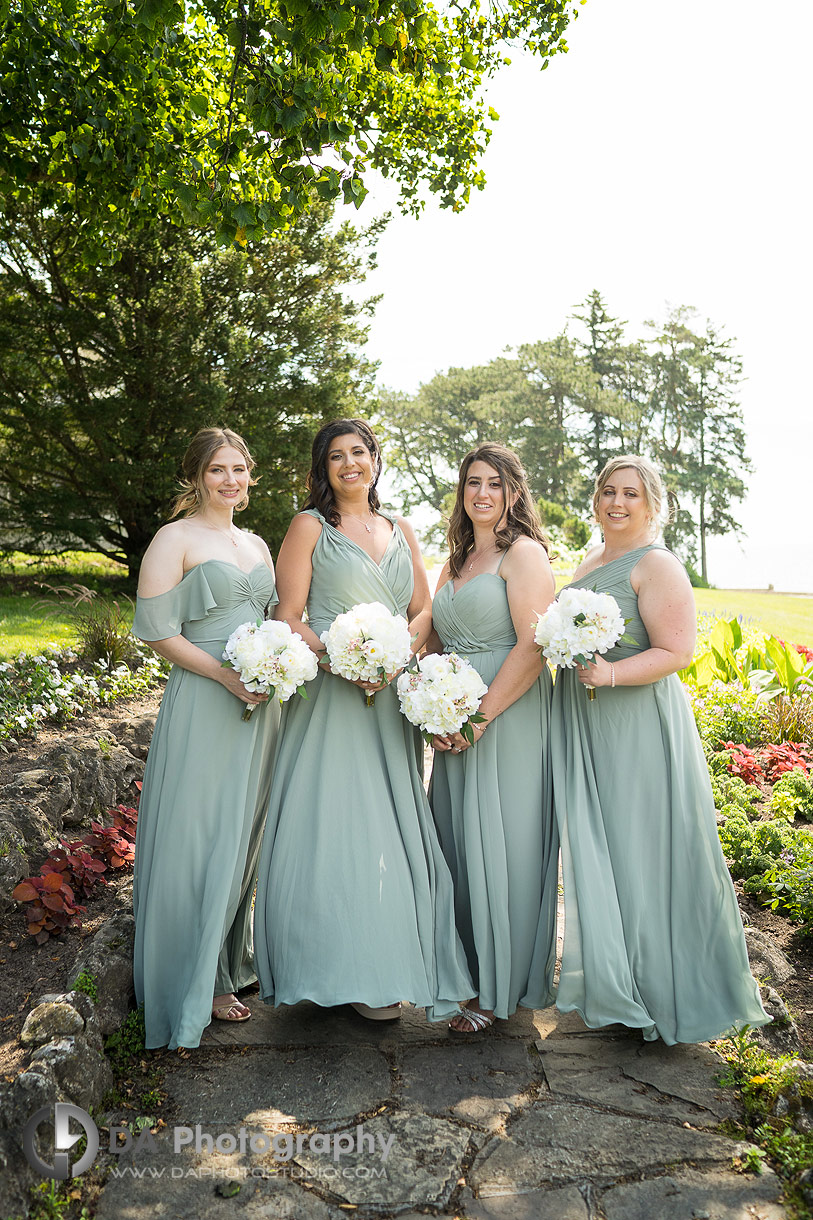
left=223, top=619, right=319, bottom=720
left=533, top=588, right=634, bottom=700
left=320, top=601, right=413, bottom=706
left=397, top=652, right=488, bottom=745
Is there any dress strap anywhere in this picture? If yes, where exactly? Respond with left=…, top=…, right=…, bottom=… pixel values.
left=495, top=548, right=510, bottom=575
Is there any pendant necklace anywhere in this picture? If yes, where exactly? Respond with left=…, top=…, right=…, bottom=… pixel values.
left=202, top=519, right=239, bottom=547
left=343, top=510, right=375, bottom=534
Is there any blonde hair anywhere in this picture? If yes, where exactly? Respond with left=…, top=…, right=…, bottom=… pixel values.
left=169, top=427, right=257, bottom=519
left=592, top=455, right=670, bottom=535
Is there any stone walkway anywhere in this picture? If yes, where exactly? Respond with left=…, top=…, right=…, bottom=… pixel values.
left=95, top=997, right=789, bottom=1219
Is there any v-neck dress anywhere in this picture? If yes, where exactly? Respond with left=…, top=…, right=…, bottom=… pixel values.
left=550, top=545, right=769, bottom=1044
left=132, top=559, right=281, bottom=1049
left=428, top=569, right=558, bottom=1017
left=253, top=510, right=473, bottom=1019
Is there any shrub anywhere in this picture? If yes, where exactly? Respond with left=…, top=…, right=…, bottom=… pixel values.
left=760, top=695, right=813, bottom=745
left=718, top=811, right=799, bottom=888
left=691, top=682, right=763, bottom=751
left=722, top=743, right=765, bottom=785
left=759, top=742, right=810, bottom=783
left=762, top=835, right=813, bottom=938
left=711, top=772, right=762, bottom=819
left=770, top=771, right=813, bottom=822
left=0, top=643, right=167, bottom=743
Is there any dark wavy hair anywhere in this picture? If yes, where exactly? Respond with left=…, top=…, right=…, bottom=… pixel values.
left=447, top=443, right=550, bottom=579
left=169, top=427, right=257, bottom=519
left=303, top=418, right=382, bottom=526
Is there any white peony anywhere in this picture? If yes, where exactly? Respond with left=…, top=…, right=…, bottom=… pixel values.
left=320, top=602, right=413, bottom=704
left=397, top=653, right=488, bottom=742
left=223, top=618, right=319, bottom=719
left=532, top=588, right=630, bottom=683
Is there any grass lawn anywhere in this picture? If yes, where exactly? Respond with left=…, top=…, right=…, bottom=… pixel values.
left=693, top=588, right=813, bottom=643
left=0, top=551, right=133, bottom=661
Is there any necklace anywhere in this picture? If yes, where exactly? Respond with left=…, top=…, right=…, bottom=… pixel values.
left=467, top=543, right=496, bottom=572
left=201, top=519, right=239, bottom=547
left=342, top=509, right=375, bottom=534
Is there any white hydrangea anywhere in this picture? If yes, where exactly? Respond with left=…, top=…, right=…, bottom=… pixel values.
left=223, top=619, right=319, bottom=715
left=320, top=602, right=412, bottom=686
left=397, top=652, right=488, bottom=741
left=533, top=587, right=628, bottom=669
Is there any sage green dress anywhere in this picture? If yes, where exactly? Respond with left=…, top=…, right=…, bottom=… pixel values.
left=550, top=545, right=769, bottom=1044
left=429, top=568, right=558, bottom=1017
left=253, top=512, right=473, bottom=1020
left=132, top=560, right=280, bottom=1049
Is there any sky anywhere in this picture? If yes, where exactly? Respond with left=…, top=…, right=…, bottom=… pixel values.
left=352, top=0, right=813, bottom=595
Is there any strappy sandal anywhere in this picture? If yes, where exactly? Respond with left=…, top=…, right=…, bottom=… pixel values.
left=448, top=1005, right=495, bottom=1038
left=211, top=998, right=251, bottom=1022
left=350, top=1002, right=402, bottom=1022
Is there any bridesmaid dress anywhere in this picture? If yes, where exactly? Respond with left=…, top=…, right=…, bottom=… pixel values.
left=132, top=560, right=280, bottom=1049
left=429, top=563, right=558, bottom=1018
left=550, top=544, right=769, bottom=1044
left=253, top=511, right=473, bottom=1020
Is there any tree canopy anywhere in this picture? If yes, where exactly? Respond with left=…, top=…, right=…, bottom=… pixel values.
left=0, top=203, right=379, bottom=575
left=376, top=291, right=751, bottom=579
left=0, top=0, right=578, bottom=254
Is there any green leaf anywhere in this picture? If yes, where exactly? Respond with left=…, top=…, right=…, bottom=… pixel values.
left=188, top=93, right=208, bottom=118
left=302, top=10, right=330, bottom=41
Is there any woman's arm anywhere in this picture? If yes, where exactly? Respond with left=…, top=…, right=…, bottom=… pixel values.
left=135, top=523, right=268, bottom=704
left=272, top=513, right=324, bottom=652
left=577, top=548, right=696, bottom=689
left=399, top=517, right=433, bottom=656
left=436, top=539, right=555, bottom=752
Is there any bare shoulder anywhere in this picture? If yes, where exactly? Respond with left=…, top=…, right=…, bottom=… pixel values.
left=395, top=515, right=419, bottom=545
left=138, top=521, right=188, bottom=595
left=278, top=511, right=323, bottom=561
left=434, top=558, right=452, bottom=593
left=571, top=543, right=605, bottom=580
left=633, top=546, right=691, bottom=589
left=502, top=535, right=551, bottom=574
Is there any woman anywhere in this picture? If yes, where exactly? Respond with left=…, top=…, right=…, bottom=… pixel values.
left=550, top=454, right=769, bottom=1044
left=428, top=443, right=558, bottom=1035
left=132, top=427, right=280, bottom=1049
left=253, top=419, right=472, bottom=1021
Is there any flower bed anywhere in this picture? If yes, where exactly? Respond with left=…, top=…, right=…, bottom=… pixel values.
left=0, top=644, right=168, bottom=744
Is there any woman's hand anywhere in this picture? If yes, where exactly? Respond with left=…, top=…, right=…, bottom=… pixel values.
left=434, top=720, right=487, bottom=753
left=576, top=655, right=614, bottom=689
left=218, top=668, right=269, bottom=705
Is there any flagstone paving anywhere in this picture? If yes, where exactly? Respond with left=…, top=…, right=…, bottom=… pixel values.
left=94, top=997, right=789, bottom=1219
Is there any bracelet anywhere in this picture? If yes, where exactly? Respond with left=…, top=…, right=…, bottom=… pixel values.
left=610, top=663, right=615, bottom=688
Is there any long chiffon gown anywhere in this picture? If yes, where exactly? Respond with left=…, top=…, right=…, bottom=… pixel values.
left=253, top=511, right=473, bottom=1021
left=132, top=560, right=280, bottom=1049
left=429, top=568, right=558, bottom=1017
left=550, top=544, right=769, bottom=1044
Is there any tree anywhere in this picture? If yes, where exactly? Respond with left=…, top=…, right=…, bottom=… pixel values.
left=0, top=0, right=578, bottom=252
left=647, top=306, right=750, bottom=577
left=570, top=289, right=626, bottom=473
left=376, top=359, right=527, bottom=529
left=0, top=204, right=378, bottom=576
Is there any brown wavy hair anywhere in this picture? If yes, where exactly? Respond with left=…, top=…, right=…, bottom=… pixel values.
left=169, top=427, right=257, bottom=519
left=302, top=418, right=382, bottom=526
left=447, top=443, right=550, bottom=579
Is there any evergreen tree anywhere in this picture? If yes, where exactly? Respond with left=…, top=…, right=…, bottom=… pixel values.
left=0, top=206, right=378, bottom=576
